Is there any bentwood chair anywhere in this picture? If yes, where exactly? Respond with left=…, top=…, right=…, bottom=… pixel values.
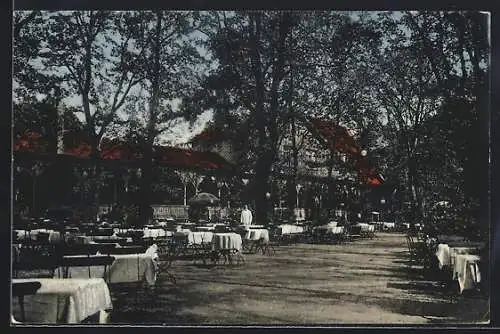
left=12, top=281, right=42, bottom=323
left=58, top=255, right=115, bottom=282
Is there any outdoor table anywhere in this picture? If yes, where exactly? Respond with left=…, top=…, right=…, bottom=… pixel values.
left=55, top=244, right=159, bottom=286
left=195, top=226, right=216, bottom=232
left=454, top=254, right=481, bottom=293
left=14, top=230, right=31, bottom=241
left=449, top=246, right=481, bottom=269
left=212, top=233, right=242, bottom=252
left=437, top=235, right=466, bottom=243
left=241, top=225, right=265, bottom=229
left=314, top=225, right=344, bottom=234
left=356, top=223, right=375, bottom=232
left=382, top=222, right=395, bottom=229
left=278, top=224, right=305, bottom=235
left=188, top=231, right=214, bottom=245
left=26, top=229, right=61, bottom=243
left=435, top=244, right=481, bottom=270
left=11, top=278, right=112, bottom=324
left=435, top=243, right=451, bottom=269
left=143, top=228, right=167, bottom=239
left=88, top=235, right=130, bottom=243
left=245, top=229, right=270, bottom=242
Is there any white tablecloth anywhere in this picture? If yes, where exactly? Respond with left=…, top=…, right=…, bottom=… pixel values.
left=278, top=224, right=305, bottom=235
left=11, top=278, right=112, bottom=324
left=436, top=244, right=480, bottom=271
left=449, top=247, right=480, bottom=270
left=245, top=229, right=270, bottom=242
left=314, top=225, right=344, bottom=235
left=143, top=228, right=167, bottom=239
left=382, top=222, right=395, bottom=229
left=240, top=225, right=265, bottom=229
left=357, top=223, right=375, bottom=232
left=212, top=233, right=242, bottom=251
left=195, top=226, right=215, bottom=232
left=454, top=254, right=481, bottom=293
left=188, top=231, right=214, bottom=244
left=18, top=229, right=61, bottom=243
left=77, top=235, right=133, bottom=245
left=435, top=244, right=451, bottom=269
left=14, top=230, right=30, bottom=241
left=55, top=245, right=158, bottom=286
left=437, top=235, right=465, bottom=243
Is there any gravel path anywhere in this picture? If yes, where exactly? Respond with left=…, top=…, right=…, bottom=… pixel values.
left=110, top=233, right=489, bottom=325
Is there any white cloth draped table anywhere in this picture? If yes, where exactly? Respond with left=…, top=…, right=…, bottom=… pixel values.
left=435, top=244, right=451, bottom=269
left=278, top=224, right=305, bottom=235
left=212, top=233, right=242, bottom=251
left=314, top=225, right=344, bottom=235
left=435, top=244, right=481, bottom=273
left=437, top=235, right=465, bottom=243
left=356, top=223, right=375, bottom=232
left=454, top=254, right=481, bottom=293
left=188, top=231, right=214, bottom=244
left=14, top=230, right=30, bottom=241
left=239, top=225, right=265, bottom=229
left=55, top=244, right=159, bottom=286
left=11, top=278, right=112, bottom=324
left=18, top=229, right=61, bottom=243
left=195, top=226, right=215, bottom=232
left=245, top=229, right=270, bottom=242
left=143, top=228, right=167, bottom=239
left=449, top=247, right=480, bottom=271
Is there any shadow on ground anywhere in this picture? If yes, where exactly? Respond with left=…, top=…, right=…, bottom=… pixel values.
left=107, top=233, right=489, bottom=325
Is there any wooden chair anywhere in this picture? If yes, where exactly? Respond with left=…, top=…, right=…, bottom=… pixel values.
left=12, top=281, right=42, bottom=323
left=348, top=225, right=362, bottom=241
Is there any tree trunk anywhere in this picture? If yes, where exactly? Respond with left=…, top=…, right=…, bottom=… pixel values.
left=139, top=11, right=162, bottom=226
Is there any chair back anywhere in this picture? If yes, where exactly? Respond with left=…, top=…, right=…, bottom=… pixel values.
left=59, top=255, right=115, bottom=268
left=12, top=281, right=42, bottom=297
left=61, top=243, right=117, bottom=256
left=12, top=281, right=42, bottom=322
left=108, top=246, right=147, bottom=255
left=349, top=225, right=362, bottom=235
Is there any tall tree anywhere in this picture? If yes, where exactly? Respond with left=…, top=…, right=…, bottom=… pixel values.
left=376, top=11, right=489, bottom=226
left=190, top=11, right=296, bottom=224
left=35, top=11, right=148, bottom=220
left=120, top=11, right=203, bottom=225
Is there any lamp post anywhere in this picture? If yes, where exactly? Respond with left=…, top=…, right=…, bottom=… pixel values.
left=380, top=197, right=386, bottom=221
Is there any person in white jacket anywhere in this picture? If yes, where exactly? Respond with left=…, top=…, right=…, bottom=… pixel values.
left=240, top=205, right=253, bottom=227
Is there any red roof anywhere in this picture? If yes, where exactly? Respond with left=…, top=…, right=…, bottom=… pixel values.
left=189, top=124, right=227, bottom=144
left=13, top=131, right=234, bottom=170
left=309, top=118, right=384, bottom=186
left=14, top=132, right=52, bottom=154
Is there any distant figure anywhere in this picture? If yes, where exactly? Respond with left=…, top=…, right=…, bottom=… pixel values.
left=240, top=205, right=253, bottom=227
